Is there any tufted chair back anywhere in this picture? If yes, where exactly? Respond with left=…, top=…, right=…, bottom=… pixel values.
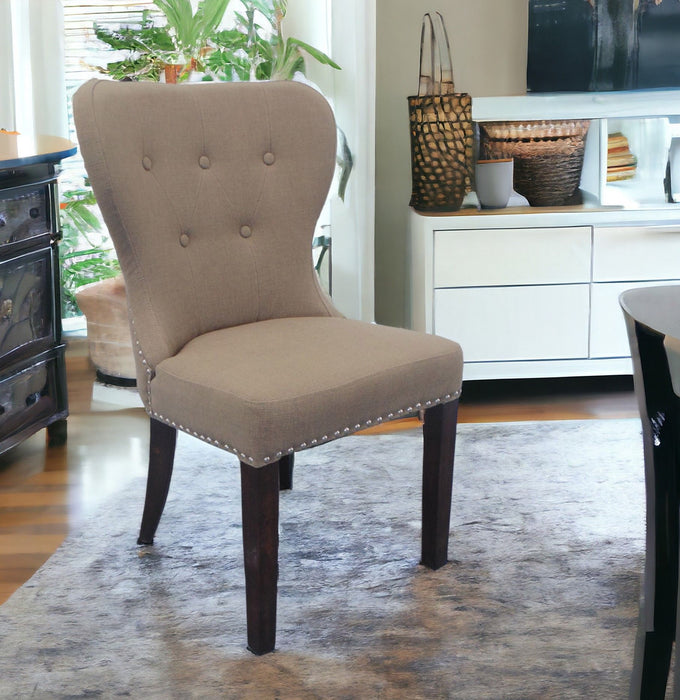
left=73, top=79, right=338, bottom=392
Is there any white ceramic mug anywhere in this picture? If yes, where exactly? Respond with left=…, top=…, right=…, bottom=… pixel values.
left=475, top=158, right=514, bottom=209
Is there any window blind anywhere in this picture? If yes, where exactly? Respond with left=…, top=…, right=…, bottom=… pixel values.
left=61, top=1, right=158, bottom=185
left=63, top=1, right=157, bottom=85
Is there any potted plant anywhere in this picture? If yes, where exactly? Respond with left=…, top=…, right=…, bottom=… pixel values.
left=93, top=0, right=232, bottom=82
left=60, top=184, right=120, bottom=319
left=205, top=0, right=340, bottom=81
left=60, top=185, right=138, bottom=382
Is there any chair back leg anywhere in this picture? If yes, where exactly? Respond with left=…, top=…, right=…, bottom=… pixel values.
left=421, top=400, right=459, bottom=570
left=279, top=453, right=294, bottom=490
left=138, top=418, right=177, bottom=545
left=241, top=460, right=280, bottom=655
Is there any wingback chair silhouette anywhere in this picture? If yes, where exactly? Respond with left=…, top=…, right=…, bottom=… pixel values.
left=73, top=78, right=463, bottom=655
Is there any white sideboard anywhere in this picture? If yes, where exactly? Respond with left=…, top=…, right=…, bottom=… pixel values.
left=410, top=208, right=680, bottom=380
left=409, top=90, right=680, bottom=381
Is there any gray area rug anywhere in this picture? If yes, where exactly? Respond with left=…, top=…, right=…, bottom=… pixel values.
left=0, top=420, right=649, bottom=698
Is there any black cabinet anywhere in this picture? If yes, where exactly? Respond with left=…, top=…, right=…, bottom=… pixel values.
left=0, top=135, right=76, bottom=453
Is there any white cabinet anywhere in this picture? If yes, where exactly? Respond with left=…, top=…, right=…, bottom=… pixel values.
left=410, top=211, right=680, bottom=380
left=409, top=91, right=680, bottom=381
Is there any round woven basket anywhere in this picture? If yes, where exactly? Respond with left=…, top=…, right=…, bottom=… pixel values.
left=479, top=120, right=590, bottom=206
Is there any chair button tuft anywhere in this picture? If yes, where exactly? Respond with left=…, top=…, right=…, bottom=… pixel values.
left=179, top=232, right=190, bottom=247
left=142, top=156, right=152, bottom=170
left=199, top=155, right=210, bottom=169
left=263, top=151, right=275, bottom=165
left=240, top=225, right=252, bottom=239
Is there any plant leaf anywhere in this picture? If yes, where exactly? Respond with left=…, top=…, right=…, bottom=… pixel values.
left=336, top=127, right=353, bottom=201
left=287, top=37, right=341, bottom=70
left=195, top=0, right=232, bottom=40
left=154, top=0, right=195, bottom=51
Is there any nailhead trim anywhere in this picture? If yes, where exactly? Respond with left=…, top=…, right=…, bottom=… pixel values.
left=129, top=317, right=154, bottom=409
left=146, top=388, right=461, bottom=467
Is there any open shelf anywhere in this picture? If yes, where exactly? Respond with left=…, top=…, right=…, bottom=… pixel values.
left=471, top=90, right=680, bottom=211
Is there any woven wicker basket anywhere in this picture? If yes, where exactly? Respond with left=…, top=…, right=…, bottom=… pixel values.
left=478, top=120, right=590, bottom=206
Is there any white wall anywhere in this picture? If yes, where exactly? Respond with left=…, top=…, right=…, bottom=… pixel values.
left=375, top=0, right=528, bottom=327
left=0, top=0, right=15, bottom=131
left=27, top=0, right=68, bottom=138
left=0, top=0, right=68, bottom=138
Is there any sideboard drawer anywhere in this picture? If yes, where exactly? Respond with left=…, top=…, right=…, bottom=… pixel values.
left=434, top=284, right=590, bottom=362
left=590, top=280, right=673, bottom=358
left=593, top=226, right=680, bottom=282
left=434, top=226, right=591, bottom=288
left=0, top=181, right=52, bottom=249
left=0, top=348, right=66, bottom=442
left=0, top=246, right=56, bottom=364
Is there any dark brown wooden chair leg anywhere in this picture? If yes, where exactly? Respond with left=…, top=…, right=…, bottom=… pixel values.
left=241, top=460, right=280, bottom=655
left=46, top=418, right=68, bottom=447
left=421, top=399, right=459, bottom=570
left=138, top=418, right=177, bottom=545
left=279, top=453, right=294, bottom=490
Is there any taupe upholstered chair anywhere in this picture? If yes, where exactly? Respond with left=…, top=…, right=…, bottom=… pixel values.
left=73, top=79, right=463, bottom=655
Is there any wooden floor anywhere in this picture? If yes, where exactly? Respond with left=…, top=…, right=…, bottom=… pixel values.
left=0, top=345, right=639, bottom=605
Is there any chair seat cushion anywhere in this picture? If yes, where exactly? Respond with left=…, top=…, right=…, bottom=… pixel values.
left=150, top=317, right=463, bottom=465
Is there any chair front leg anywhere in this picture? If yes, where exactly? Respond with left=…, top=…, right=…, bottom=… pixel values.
left=241, top=460, right=280, bottom=655
left=138, top=418, right=177, bottom=545
left=421, top=399, right=459, bottom=570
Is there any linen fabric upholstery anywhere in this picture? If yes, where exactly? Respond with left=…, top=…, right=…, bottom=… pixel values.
left=73, top=79, right=463, bottom=466
left=73, top=79, right=339, bottom=382
left=152, top=316, right=462, bottom=465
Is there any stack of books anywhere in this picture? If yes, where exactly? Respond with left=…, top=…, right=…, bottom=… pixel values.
left=607, top=132, right=637, bottom=182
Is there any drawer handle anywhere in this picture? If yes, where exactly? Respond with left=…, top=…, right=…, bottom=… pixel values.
left=1, top=299, right=12, bottom=320
left=25, top=392, right=40, bottom=407
left=29, top=207, right=40, bottom=219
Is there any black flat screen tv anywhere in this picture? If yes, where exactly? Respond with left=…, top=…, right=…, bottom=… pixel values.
left=527, top=0, right=680, bottom=92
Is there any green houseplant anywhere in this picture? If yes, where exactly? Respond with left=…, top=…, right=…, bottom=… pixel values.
left=205, top=0, right=340, bottom=81
left=93, top=0, right=340, bottom=84
left=60, top=184, right=120, bottom=318
left=93, top=0, right=232, bottom=82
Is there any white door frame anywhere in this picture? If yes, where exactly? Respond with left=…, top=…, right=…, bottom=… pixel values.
left=286, top=0, right=376, bottom=322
